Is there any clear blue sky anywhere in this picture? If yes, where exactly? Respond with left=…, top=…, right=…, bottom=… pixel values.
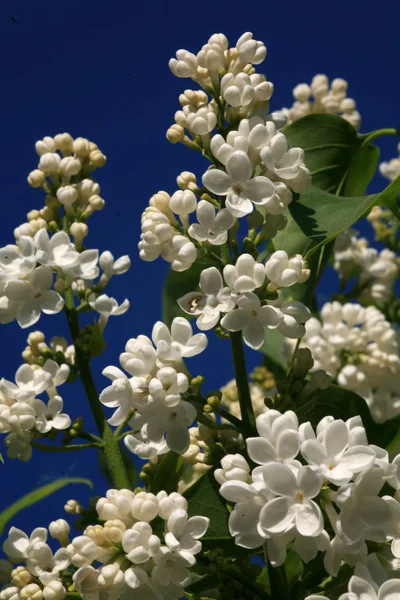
left=0, top=0, right=399, bottom=537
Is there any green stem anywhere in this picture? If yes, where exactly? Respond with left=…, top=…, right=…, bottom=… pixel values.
left=229, top=332, right=256, bottom=436
left=64, top=289, right=131, bottom=490
left=31, top=441, right=98, bottom=452
left=266, top=552, right=290, bottom=600
left=361, top=127, right=400, bottom=145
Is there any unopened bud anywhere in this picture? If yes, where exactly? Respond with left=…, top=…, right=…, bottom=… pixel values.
left=166, top=124, right=185, bottom=144
left=43, top=581, right=65, bottom=600
left=39, top=153, right=61, bottom=175
left=59, top=156, right=82, bottom=177
left=73, top=137, right=91, bottom=158
left=49, top=519, right=70, bottom=545
left=28, top=331, right=45, bottom=346
left=57, top=186, right=78, bottom=206
left=11, top=567, right=33, bottom=587
left=35, top=137, right=55, bottom=156
left=177, top=171, right=197, bottom=191
left=20, top=584, right=43, bottom=600
left=54, top=133, right=74, bottom=155
left=27, top=210, right=40, bottom=221
left=27, top=169, right=46, bottom=188
left=89, top=150, right=107, bottom=168
left=64, top=499, right=81, bottom=515
left=54, top=278, right=66, bottom=294
left=89, top=195, right=105, bottom=211
left=70, top=222, right=88, bottom=248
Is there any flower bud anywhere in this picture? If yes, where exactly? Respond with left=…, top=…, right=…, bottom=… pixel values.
left=177, top=171, right=197, bottom=191
left=54, top=133, right=74, bottom=154
left=174, top=110, right=187, bottom=127
left=28, top=331, right=45, bottom=346
left=35, top=137, right=55, bottom=156
left=331, top=78, right=348, bottom=93
left=89, top=150, right=107, bottom=168
left=89, top=195, right=105, bottom=210
left=27, top=210, right=40, bottom=221
left=64, top=499, right=81, bottom=514
left=149, top=191, right=176, bottom=224
left=293, top=83, right=311, bottom=102
left=20, top=584, right=43, bottom=600
left=49, top=518, right=70, bottom=545
left=39, top=153, right=61, bottom=175
left=169, top=189, right=197, bottom=218
left=0, top=587, right=19, bottom=600
left=293, top=347, right=314, bottom=378
left=11, top=567, right=33, bottom=587
left=340, top=98, right=356, bottom=113
left=27, top=169, right=46, bottom=188
left=54, top=278, right=66, bottom=294
left=73, top=137, right=91, bottom=158
left=97, top=564, right=125, bottom=589
left=59, top=156, right=82, bottom=177
left=70, top=222, right=88, bottom=248
left=42, top=581, right=65, bottom=600
left=103, top=519, right=126, bottom=544
left=57, top=186, right=78, bottom=206
left=166, top=124, right=185, bottom=144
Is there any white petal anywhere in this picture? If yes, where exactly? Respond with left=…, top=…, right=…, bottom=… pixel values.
left=202, top=169, right=232, bottom=195
left=226, top=151, right=252, bottom=183
left=295, top=501, right=323, bottom=536
left=200, top=267, right=223, bottom=296
left=247, top=437, right=277, bottom=465
left=259, top=497, right=293, bottom=534
left=262, top=463, right=296, bottom=496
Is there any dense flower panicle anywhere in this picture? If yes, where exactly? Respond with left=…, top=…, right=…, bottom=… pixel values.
left=0, top=490, right=209, bottom=600
left=282, top=74, right=361, bottom=129
left=305, top=574, right=400, bottom=600
left=0, top=360, right=71, bottom=461
left=100, top=317, right=207, bottom=456
left=292, top=301, right=400, bottom=422
left=216, top=409, right=400, bottom=575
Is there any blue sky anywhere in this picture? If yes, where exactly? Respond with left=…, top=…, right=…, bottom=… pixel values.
left=0, top=0, right=399, bottom=538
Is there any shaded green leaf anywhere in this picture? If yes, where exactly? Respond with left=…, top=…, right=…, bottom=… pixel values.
left=0, top=478, right=93, bottom=534
left=186, top=573, right=221, bottom=598
left=162, top=262, right=205, bottom=327
left=341, top=142, right=380, bottom=196
left=285, top=114, right=378, bottom=195
left=260, top=328, right=287, bottom=379
left=150, top=451, right=183, bottom=494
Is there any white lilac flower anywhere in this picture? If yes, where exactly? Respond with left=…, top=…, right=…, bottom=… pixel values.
left=223, top=253, right=266, bottom=293
left=0, top=364, right=51, bottom=402
left=258, top=463, right=323, bottom=537
left=4, top=266, right=64, bottom=328
left=34, top=230, right=80, bottom=270
left=124, top=428, right=168, bottom=460
left=99, top=251, right=131, bottom=278
left=247, top=410, right=300, bottom=466
left=152, top=317, right=208, bottom=362
left=165, top=509, right=209, bottom=557
left=66, top=249, right=99, bottom=281
left=277, top=301, right=311, bottom=338
left=88, top=294, right=130, bottom=330
left=33, top=395, right=71, bottom=433
left=305, top=576, right=400, bottom=600
left=2, top=527, right=48, bottom=562
left=188, top=201, right=236, bottom=245
left=260, top=130, right=311, bottom=192
left=0, top=238, right=36, bottom=281
left=144, top=400, right=197, bottom=454
left=185, top=106, right=217, bottom=135
left=335, top=465, right=391, bottom=542
left=301, top=418, right=375, bottom=485
left=148, top=367, right=189, bottom=408
left=161, top=235, right=197, bottom=272
left=265, top=250, right=310, bottom=288
left=221, top=293, right=282, bottom=350
left=119, top=337, right=157, bottom=376
left=202, top=150, right=276, bottom=218
left=178, top=266, right=237, bottom=330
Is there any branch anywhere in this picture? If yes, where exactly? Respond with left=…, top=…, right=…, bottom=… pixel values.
left=229, top=332, right=256, bottom=436
left=31, top=441, right=99, bottom=453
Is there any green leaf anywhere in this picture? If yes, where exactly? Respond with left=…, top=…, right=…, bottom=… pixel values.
left=284, top=114, right=378, bottom=195
left=185, top=470, right=247, bottom=555
left=341, top=142, right=380, bottom=196
left=260, top=328, right=287, bottom=379
left=162, top=262, right=205, bottom=327
left=150, top=451, right=183, bottom=494
left=0, top=478, right=93, bottom=534
left=296, top=385, right=400, bottom=449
